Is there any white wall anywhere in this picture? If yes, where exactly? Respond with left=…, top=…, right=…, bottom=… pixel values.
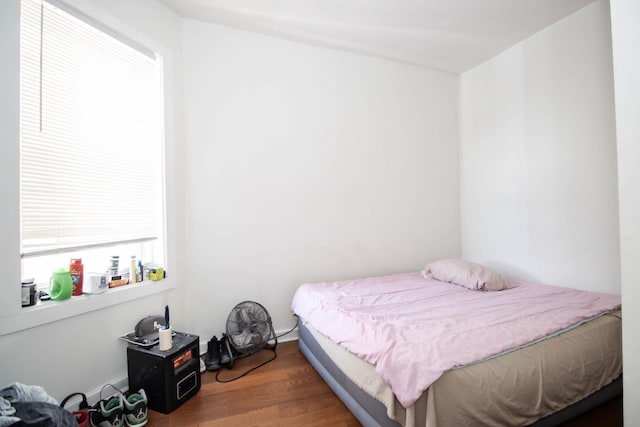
left=0, top=0, right=186, bottom=403
left=610, top=0, right=640, bottom=423
left=2, top=0, right=628, bottom=416
left=459, top=0, right=620, bottom=294
left=180, top=20, right=461, bottom=339
left=0, top=1, right=22, bottom=329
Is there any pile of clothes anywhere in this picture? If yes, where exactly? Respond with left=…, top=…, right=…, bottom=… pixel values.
left=0, top=382, right=77, bottom=427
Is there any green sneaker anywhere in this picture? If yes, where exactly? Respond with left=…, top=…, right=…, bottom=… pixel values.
left=124, top=389, right=148, bottom=427
left=90, top=392, right=124, bottom=427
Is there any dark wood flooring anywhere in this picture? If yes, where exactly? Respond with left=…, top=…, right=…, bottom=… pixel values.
left=147, top=341, right=622, bottom=426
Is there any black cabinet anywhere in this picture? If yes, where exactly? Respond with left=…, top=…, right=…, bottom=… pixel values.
left=127, top=332, right=200, bottom=413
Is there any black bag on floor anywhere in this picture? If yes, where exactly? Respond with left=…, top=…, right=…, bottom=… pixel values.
left=9, top=401, right=77, bottom=427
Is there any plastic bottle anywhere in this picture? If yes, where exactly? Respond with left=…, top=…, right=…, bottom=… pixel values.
left=70, top=258, right=84, bottom=296
left=108, top=255, right=119, bottom=278
left=130, top=255, right=136, bottom=284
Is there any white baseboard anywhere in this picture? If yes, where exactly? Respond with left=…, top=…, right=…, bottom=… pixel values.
left=62, top=376, right=130, bottom=410
left=198, top=327, right=299, bottom=356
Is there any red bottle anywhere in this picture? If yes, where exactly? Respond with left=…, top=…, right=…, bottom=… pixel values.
left=70, top=258, right=84, bottom=296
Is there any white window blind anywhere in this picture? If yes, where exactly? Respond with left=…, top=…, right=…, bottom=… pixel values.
left=20, top=0, right=164, bottom=256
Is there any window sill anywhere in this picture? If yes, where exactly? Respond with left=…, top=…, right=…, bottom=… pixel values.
left=0, top=279, right=175, bottom=336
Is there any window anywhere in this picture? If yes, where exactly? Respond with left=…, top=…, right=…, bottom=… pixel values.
left=20, top=0, right=165, bottom=292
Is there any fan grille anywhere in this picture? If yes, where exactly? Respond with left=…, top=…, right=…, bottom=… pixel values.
left=226, top=301, right=274, bottom=354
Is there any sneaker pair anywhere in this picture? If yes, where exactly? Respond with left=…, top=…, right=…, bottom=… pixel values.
left=90, top=385, right=148, bottom=427
left=123, top=389, right=148, bottom=427
left=205, top=334, right=235, bottom=371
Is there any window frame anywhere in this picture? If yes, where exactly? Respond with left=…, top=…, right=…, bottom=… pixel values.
left=20, top=0, right=164, bottom=259
left=0, top=0, right=178, bottom=336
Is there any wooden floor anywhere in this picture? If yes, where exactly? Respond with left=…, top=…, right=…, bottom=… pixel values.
left=147, top=341, right=622, bottom=426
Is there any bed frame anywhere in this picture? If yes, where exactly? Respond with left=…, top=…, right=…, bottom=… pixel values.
left=298, top=319, right=622, bottom=427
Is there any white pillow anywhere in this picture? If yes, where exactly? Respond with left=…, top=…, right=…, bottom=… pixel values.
left=424, top=259, right=515, bottom=291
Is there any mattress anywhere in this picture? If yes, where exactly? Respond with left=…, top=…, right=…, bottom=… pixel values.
left=292, top=271, right=622, bottom=426
left=299, top=311, right=622, bottom=427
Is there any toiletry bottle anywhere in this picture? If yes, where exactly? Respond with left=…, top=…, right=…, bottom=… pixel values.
left=130, top=255, right=136, bottom=284
left=109, top=255, right=119, bottom=278
left=70, top=258, right=84, bottom=296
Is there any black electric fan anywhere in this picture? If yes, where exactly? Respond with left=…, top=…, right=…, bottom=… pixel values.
left=223, top=301, right=278, bottom=370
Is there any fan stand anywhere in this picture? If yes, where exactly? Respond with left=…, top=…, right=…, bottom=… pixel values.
left=215, top=326, right=278, bottom=383
left=215, top=306, right=279, bottom=383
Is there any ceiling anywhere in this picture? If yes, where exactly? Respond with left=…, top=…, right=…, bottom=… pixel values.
left=159, top=0, right=597, bottom=74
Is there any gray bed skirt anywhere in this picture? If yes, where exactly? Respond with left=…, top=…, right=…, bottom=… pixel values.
left=297, top=319, right=622, bottom=427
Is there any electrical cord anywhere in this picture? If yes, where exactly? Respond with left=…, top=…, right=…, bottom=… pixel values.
left=60, top=392, right=89, bottom=410
left=211, top=319, right=298, bottom=383
left=276, top=322, right=298, bottom=339
left=215, top=347, right=277, bottom=383
left=215, top=321, right=298, bottom=383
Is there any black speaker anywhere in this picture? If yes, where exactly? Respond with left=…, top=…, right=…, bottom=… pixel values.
left=127, top=332, right=200, bottom=414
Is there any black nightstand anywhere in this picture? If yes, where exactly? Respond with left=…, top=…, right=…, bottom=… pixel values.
left=127, top=332, right=201, bottom=414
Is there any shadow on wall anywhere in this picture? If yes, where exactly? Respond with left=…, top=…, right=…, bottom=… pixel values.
left=483, top=261, right=540, bottom=284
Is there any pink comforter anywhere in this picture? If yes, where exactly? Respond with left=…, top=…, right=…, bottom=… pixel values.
left=290, top=272, right=621, bottom=408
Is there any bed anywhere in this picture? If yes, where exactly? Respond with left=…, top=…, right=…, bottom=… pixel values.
left=291, top=260, right=622, bottom=427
